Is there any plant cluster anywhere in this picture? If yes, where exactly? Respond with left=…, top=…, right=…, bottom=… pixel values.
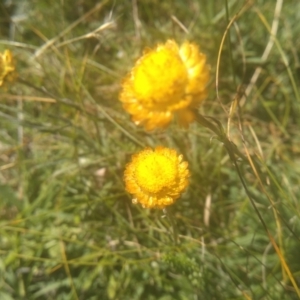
left=1, top=1, right=300, bottom=299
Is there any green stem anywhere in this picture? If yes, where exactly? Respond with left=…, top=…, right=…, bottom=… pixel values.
left=163, top=208, right=178, bottom=245
left=195, top=112, right=271, bottom=241
left=195, top=111, right=246, bottom=162
left=224, top=0, right=237, bottom=87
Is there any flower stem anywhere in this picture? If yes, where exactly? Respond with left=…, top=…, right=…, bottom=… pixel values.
left=163, top=208, right=178, bottom=245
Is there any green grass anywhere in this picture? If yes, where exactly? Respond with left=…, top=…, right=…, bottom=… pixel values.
left=1, top=0, right=300, bottom=299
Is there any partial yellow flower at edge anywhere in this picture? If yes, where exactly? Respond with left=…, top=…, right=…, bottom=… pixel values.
left=119, top=40, right=210, bottom=130
left=124, top=146, right=190, bottom=209
left=0, top=50, right=15, bottom=87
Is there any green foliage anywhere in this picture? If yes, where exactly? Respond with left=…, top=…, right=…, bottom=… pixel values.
left=1, top=0, right=300, bottom=299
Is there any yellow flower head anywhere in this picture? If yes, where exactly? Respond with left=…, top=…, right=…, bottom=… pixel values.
left=0, top=50, right=15, bottom=86
left=120, top=40, right=210, bottom=130
left=124, top=146, right=190, bottom=209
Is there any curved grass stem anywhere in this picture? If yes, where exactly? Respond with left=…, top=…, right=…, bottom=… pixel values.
left=195, top=111, right=300, bottom=297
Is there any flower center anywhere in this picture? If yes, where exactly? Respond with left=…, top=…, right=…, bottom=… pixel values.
left=134, top=153, right=177, bottom=194
left=133, top=47, right=188, bottom=108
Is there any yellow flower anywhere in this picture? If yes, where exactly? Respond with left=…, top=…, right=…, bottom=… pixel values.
left=0, top=50, right=15, bottom=86
left=124, top=146, right=190, bottom=209
left=120, top=40, right=210, bottom=130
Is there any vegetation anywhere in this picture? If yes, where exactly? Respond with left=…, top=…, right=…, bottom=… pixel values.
left=0, top=0, right=300, bottom=299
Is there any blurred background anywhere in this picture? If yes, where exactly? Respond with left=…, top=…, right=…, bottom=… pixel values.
left=0, top=0, right=300, bottom=299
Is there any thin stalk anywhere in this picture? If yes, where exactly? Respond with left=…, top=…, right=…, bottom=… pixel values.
left=163, top=208, right=178, bottom=245
left=195, top=112, right=300, bottom=297
left=224, top=0, right=236, bottom=87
